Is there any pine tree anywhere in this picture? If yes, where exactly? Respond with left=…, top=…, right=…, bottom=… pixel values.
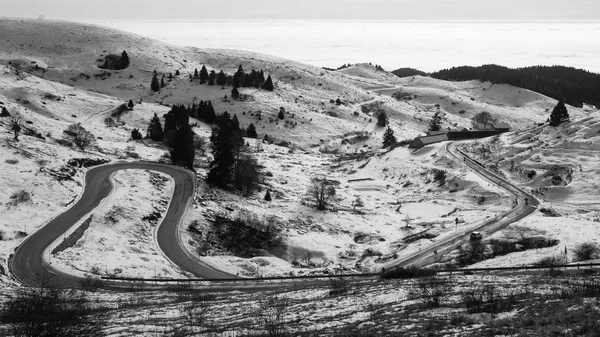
left=208, top=70, right=216, bottom=85
left=120, top=50, right=130, bottom=69
left=278, top=107, right=285, bottom=120
left=231, top=87, right=240, bottom=99
left=264, top=190, right=272, bottom=201
left=150, top=74, right=160, bottom=92
left=175, top=69, right=180, bottom=76
left=131, top=128, right=143, bottom=140
left=193, top=68, right=199, bottom=78
left=550, top=101, right=569, bottom=126
left=216, top=70, right=227, bottom=86
left=262, top=75, right=274, bottom=91
left=207, top=126, right=236, bottom=188
left=351, top=195, right=364, bottom=210
left=160, top=77, right=166, bottom=88
left=147, top=113, right=163, bottom=141
left=169, top=124, right=195, bottom=169
left=246, top=123, right=257, bottom=138
left=382, top=126, right=397, bottom=148
left=377, top=111, right=388, bottom=127
left=231, top=114, right=240, bottom=132
left=1, top=106, right=11, bottom=117
left=127, top=99, right=135, bottom=110
left=200, top=65, right=209, bottom=83
left=429, top=111, right=442, bottom=131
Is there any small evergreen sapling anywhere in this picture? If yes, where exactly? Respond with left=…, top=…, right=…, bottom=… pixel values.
left=377, top=111, right=388, bottom=127
left=262, top=75, right=274, bottom=91
left=549, top=101, right=569, bottom=127
left=150, top=74, right=160, bottom=92
left=382, top=126, right=397, bottom=148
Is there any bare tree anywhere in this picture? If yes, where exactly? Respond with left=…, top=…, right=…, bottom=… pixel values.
left=413, top=276, right=452, bottom=307
left=471, top=111, right=495, bottom=129
left=8, top=115, right=23, bottom=141
left=64, top=123, right=95, bottom=151
left=0, top=274, right=106, bottom=336
left=255, top=296, right=289, bottom=337
left=308, top=176, right=337, bottom=210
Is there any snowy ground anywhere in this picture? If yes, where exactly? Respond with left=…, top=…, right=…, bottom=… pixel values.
left=51, top=169, right=191, bottom=279
left=0, top=19, right=593, bottom=287
left=460, top=110, right=600, bottom=267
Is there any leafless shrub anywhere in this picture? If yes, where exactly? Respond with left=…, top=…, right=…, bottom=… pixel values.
left=64, top=123, right=95, bottom=151
left=307, top=176, right=337, bottom=210
left=329, top=276, right=349, bottom=296
left=461, top=284, right=522, bottom=315
left=10, top=189, right=31, bottom=203
left=8, top=115, right=23, bottom=141
left=412, top=276, right=452, bottom=307
left=255, top=296, right=290, bottom=337
left=0, top=280, right=106, bottom=336
left=573, top=242, right=600, bottom=261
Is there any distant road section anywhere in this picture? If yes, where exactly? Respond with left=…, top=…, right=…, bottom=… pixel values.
left=387, top=142, right=539, bottom=269
left=10, top=162, right=233, bottom=289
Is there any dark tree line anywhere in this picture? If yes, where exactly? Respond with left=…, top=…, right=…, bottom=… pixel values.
left=164, top=105, right=196, bottom=169
left=190, top=64, right=273, bottom=91
left=428, top=64, right=600, bottom=108
left=164, top=101, right=217, bottom=125
left=151, top=65, right=274, bottom=92
left=391, top=67, right=428, bottom=78
left=207, top=112, right=262, bottom=195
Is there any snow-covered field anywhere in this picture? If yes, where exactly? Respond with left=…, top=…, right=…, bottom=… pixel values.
left=0, top=18, right=596, bottom=290
left=460, top=110, right=600, bottom=267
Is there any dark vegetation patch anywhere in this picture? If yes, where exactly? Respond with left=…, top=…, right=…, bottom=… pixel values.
left=391, top=67, right=428, bottom=78
left=455, top=236, right=559, bottom=266
left=97, top=51, right=129, bottom=70
left=190, top=212, right=282, bottom=258
left=381, top=265, right=437, bottom=279
left=429, top=64, right=600, bottom=108
left=67, top=158, right=110, bottom=168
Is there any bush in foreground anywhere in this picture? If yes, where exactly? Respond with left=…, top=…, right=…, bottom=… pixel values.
left=573, top=242, right=600, bottom=262
left=0, top=283, right=106, bottom=336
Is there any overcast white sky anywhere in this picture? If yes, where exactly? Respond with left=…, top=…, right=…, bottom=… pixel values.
left=2, top=0, right=599, bottom=21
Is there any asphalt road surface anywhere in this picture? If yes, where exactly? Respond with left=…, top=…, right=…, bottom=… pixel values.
left=10, top=141, right=539, bottom=291
left=386, top=142, right=539, bottom=269
left=10, top=162, right=233, bottom=290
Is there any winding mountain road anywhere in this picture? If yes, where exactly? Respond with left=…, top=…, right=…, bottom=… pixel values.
left=10, top=162, right=233, bottom=290
left=10, top=140, right=539, bottom=290
left=386, top=142, right=539, bottom=269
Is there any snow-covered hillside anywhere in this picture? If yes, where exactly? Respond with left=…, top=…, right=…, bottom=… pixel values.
left=459, top=111, right=600, bottom=267
left=0, top=18, right=592, bottom=284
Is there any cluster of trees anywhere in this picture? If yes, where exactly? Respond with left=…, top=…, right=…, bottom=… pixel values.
left=99, top=50, right=129, bottom=70
left=190, top=64, right=273, bottom=91
left=391, top=67, right=428, bottom=78
left=429, top=111, right=443, bottom=131
left=146, top=106, right=196, bottom=169
left=162, top=101, right=218, bottom=125
left=429, top=64, right=600, bottom=108
left=207, top=111, right=262, bottom=195
left=151, top=65, right=274, bottom=92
